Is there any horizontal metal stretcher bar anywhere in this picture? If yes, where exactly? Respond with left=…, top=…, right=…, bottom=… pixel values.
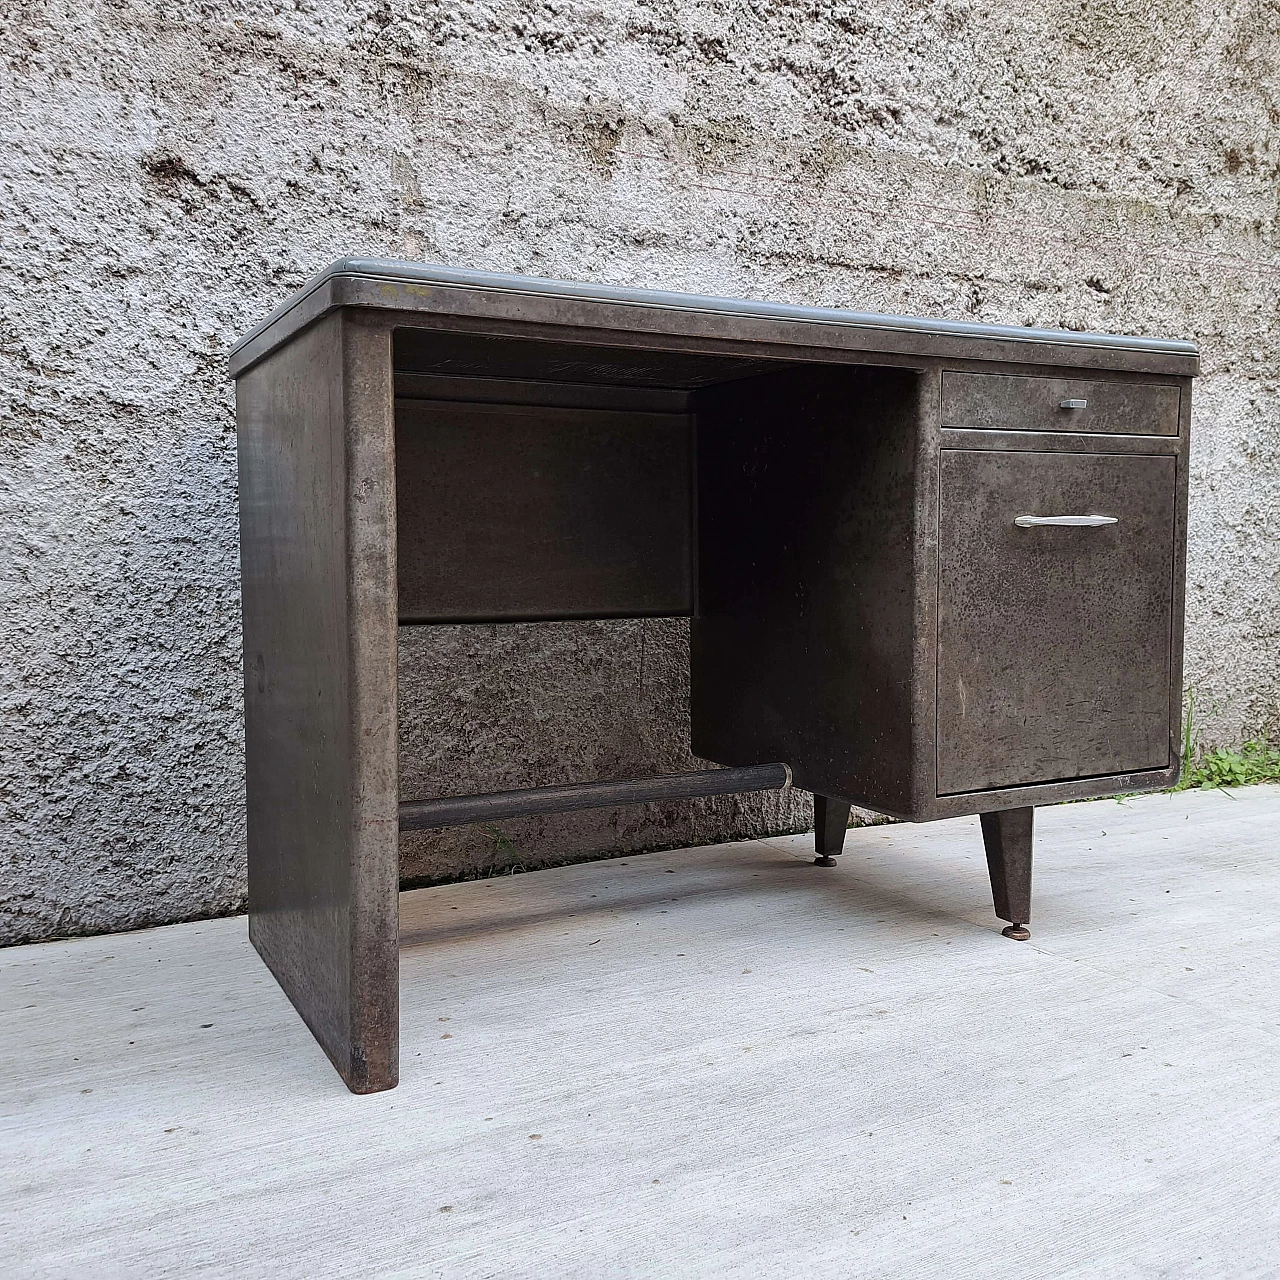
left=398, top=763, right=793, bottom=832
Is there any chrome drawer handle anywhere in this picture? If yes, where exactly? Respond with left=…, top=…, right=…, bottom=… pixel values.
left=1014, top=514, right=1118, bottom=528
left=1059, top=398, right=1088, bottom=409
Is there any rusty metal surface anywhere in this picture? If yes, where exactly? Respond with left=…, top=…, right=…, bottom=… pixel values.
left=980, top=807, right=1034, bottom=930
left=238, top=310, right=399, bottom=1094
left=936, top=449, right=1177, bottom=795
left=690, top=357, right=1189, bottom=823
left=395, top=397, right=692, bottom=622
left=228, top=258, right=1200, bottom=380
left=398, top=764, right=790, bottom=831
left=942, top=371, right=1180, bottom=435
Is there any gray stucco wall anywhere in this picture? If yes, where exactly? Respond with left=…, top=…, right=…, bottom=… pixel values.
left=3, top=0, right=1278, bottom=944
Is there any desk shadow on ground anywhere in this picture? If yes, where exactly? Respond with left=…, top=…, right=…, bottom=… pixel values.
left=397, top=820, right=997, bottom=950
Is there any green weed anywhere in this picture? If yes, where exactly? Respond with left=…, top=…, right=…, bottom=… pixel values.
left=1174, top=688, right=1280, bottom=791
left=479, top=823, right=526, bottom=875
left=1177, top=741, right=1280, bottom=791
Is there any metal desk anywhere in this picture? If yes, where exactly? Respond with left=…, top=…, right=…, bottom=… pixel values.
left=231, top=260, right=1196, bottom=1092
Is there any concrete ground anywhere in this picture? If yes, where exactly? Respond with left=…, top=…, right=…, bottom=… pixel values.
left=3, top=786, right=1279, bottom=1279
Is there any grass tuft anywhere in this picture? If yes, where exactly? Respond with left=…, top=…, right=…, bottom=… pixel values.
left=1176, top=740, right=1280, bottom=791
left=1174, top=687, right=1280, bottom=791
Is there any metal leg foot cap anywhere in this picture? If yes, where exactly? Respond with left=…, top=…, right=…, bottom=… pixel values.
left=813, top=855, right=839, bottom=867
left=1001, top=924, right=1031, bottom=941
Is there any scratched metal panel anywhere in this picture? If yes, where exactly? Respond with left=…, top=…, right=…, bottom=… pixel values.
left=396, top=399, right=692, bottom=622
left=936, top=449, right=1176, bottom=795
left=238, top=312, right=399, bottom=1093
left=942, top=371, right=1180, bottom=435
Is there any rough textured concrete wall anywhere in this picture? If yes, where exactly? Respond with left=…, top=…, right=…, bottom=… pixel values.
left=3, top=0, right=1278, bottom=942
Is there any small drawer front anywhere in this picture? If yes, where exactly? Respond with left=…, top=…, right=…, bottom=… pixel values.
left=942, top=371, right=1180, bottom=436
left=937, top=449, right=1177, bottom=795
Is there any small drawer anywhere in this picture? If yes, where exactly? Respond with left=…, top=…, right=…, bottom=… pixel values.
left=942, top=371, right=1180, bottom=436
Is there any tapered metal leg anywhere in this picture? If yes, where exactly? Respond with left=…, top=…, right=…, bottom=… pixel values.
left=980, top=807, right=1034, bottom=940
left=813, top=794, right=853, bottom=866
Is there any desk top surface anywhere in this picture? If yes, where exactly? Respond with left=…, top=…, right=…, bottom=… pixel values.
left=229, top=257, right=1200, bottom=379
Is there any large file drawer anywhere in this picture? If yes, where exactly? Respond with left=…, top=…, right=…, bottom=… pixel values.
left=936, top=449, right=1177, bottom=795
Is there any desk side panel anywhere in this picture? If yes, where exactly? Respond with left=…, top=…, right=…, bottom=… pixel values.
left=342, top=314, right=400, bottom=1091
left=910, top=366, right=942, bottom=816
left=1168, top=379, right=1192, bottom=777
left=237, top=311, right=398, bottom=1093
